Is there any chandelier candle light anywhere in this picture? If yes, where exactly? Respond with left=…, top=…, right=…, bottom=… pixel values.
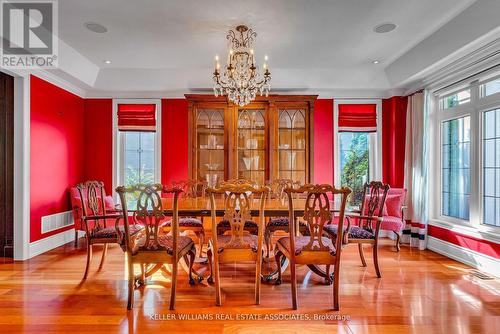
left=213, top=25, right=271, bottom=106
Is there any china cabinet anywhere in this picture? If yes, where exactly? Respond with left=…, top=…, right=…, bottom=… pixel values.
left=186, top=95, right=317, bottom=185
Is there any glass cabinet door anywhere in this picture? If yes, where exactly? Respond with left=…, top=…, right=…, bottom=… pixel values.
left=237, top=109, right=266, bottom=185
left=195, top=109, right=224, bottom=187
left=278, top=109, right=306, bottom=184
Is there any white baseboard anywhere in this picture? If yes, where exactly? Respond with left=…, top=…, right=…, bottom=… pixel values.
left=427, top=236, right=500, bottom=278
left=28, top=229, right=84, bottom=259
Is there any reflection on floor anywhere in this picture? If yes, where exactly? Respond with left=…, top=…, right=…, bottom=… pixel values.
left=0, top=238, right=499, bottom=334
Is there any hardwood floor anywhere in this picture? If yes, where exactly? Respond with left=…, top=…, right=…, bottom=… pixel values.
left=0, top=238, right=499, bottom=333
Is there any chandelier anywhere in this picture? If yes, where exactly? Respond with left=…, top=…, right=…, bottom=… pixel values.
left=213, top=25, right=271, bottom=106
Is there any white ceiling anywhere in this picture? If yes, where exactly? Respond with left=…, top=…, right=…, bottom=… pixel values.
left=44, top=0, right=500, bottom=97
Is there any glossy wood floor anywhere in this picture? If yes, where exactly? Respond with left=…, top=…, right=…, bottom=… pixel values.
left=0, top=238, right=499, bottom=334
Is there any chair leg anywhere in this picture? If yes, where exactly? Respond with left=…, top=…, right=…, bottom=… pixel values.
left=169, top=261, right=178, bottom=310
left=358, top=243, right=367, bottom=267
left=373, top=242, right=381, bottom=278
left=207, top=248, right=214, bottom=284
left=98, top=243, right=108, bottom=270
left=188, top=248, right=196, bottom=285
left=196, top=231, right=205, bottom=257
left=290, top=262, right=298, bottom=310
left=393, top=231, right=401, bottom=252
left=83, top=237, right=92, bottom=280
left=264, top=229, right=271, bottom=259
left=333, top=265, right=340, bottom=311
left=274, top=249, right=283, bottom=285
left=127, top=259, right=134, bottom=310
left=213, top=253, right=222, bottom=306
left=74, top=229, right=78, bottom=247
left=255, top=249, right=263, bottom=305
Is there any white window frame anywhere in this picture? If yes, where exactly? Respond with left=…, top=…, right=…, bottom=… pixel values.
left=112, top=99, right=162, bottom=199
left=333, top=99, right=382, bottom=188
left=430, top=73, right=500, bottom=241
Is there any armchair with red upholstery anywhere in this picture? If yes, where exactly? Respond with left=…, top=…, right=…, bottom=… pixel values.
left=379, top=188, right=407, bottom=251
left=69, top=186, right=117, bottom=247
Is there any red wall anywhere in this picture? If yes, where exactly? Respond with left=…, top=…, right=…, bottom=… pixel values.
left=161, top=99, right=189, bottom=185
left=428, top=225, right=500, bottom=259
left=382, top=96, right=408, bottom=188
left=30, top=76, right=85, bottom=242
left=313, top=99, right=334, bottom=184
left=83, top=99, right=113, bottom=193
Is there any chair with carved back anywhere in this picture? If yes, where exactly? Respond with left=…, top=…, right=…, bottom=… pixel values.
left=274, top=184, right=351, bottom=310
left=323, top=181, right=390, bottom=278
left=116, top=184, right=197, bottom=310
left=76, top=181, right=139, bottom=280
left=206, top=183, right=269, bottom=306
left=216, top=179, right=260, bottom=236
left=264, top=179, right=309, bottom=258
left=161, top=179, right=206, bottom=256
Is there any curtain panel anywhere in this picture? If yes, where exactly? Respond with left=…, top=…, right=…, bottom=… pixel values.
left=402, top=92, right=429, bottom=250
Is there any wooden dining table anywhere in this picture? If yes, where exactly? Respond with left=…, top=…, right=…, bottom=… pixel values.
left=157, top=196, right=349, bottom=283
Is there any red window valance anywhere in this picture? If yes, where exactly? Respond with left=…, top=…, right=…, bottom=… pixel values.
left=338, top=104, right=377, bottom=132
left=117, top=104, right=156, bottom=132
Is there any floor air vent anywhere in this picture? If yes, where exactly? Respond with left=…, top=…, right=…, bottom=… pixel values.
left=469, top=269, right=494, bottom=280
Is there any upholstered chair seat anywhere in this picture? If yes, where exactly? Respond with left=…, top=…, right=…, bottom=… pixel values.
left=277, top=236, right=337, bottom=256
left=324, top=224, right=375, bottom=240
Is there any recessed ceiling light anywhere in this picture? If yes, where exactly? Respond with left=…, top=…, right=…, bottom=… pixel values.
left=373, top=23, right=397, bottom=34
left=372, top=60, right=379, bottom=64
left=103, top=60, right=111, bottom=64
left=84, top=22, right=108, bottom=34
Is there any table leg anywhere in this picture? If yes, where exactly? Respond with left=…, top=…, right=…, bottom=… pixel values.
left=262, top=256, right=289, bottom=282
left=135, top=263, right=162, bottom=286
left=307, top=264, right=334, bottom=284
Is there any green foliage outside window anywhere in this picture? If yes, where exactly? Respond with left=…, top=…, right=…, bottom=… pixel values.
left=340, top=133, right=369, bottom=207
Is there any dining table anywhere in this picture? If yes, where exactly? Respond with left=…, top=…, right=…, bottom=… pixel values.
left=154, top=196, right=351, bottom=284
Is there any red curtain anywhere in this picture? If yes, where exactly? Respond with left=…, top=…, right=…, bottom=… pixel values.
left=382, top=96, right=408, bottom=188
left=117, top=104, right=156, bottom=132
left=338, top=104, right=377, bottom=132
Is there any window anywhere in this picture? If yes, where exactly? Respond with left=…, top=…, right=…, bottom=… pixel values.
left=432, top=70, right=500, bottom=236
left=440, top=89, right=471, bottom=109
left=334, top=100, right=381, bottom=209
left=114, top=100, right=161, bottom=209
left=483, top=109, right=500, bottom=227
left=441, top=116, right=470, bottom=220
left=480, top=78, right=500, bottom=97
left=123, top=132, right=156, bottom=186
left=339, top=132, right=371, bottom=206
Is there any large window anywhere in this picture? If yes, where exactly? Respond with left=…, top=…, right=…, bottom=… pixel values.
left=433, top=74, right=500, bottom=235
left=441, top=117, right=470, bottom=220
left=483, top=108, right=500, bottom=227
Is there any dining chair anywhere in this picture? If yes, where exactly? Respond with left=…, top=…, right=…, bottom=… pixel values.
left=76, top=180, right=141, bottom=280
left=206, top=182, right=269, bottom=306
left=274, top=184, right=351, bottom=310
left=116, top=184, right=197, bottom=310
left=162, top=179, right=206, bottom=256
left=323, top=181, right=390, bottom=278
left=216, top=178, right=260, bottom=236
left=264, top=179, right=309, bottom=258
